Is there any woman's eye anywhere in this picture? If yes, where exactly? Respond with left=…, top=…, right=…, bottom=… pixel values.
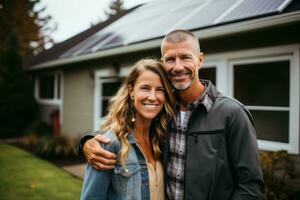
left=157, top=88, right=165, bottom=93
left=141, top=87, right=149, bottom=90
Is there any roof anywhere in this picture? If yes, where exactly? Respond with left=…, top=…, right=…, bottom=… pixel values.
left=25, top=6, right=139, bottom=68
left=27, top=0, right=300, bottom=71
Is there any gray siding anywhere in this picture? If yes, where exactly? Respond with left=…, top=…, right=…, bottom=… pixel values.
left=62, top=67, right=94, bottom=136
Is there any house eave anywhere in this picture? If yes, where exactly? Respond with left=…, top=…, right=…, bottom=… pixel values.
left=28, top=10, right=300, bottom=71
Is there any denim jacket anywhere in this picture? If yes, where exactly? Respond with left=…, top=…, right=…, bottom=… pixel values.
left=80, top=131, right=150, bottom=200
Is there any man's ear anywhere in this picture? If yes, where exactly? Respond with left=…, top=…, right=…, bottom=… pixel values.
left=197, top=52, right=204, bottom=70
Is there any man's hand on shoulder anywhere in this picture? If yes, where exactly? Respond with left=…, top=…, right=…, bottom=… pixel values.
left=83, top=134, right=117, bottom=170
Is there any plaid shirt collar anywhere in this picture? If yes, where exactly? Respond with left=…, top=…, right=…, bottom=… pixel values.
left=173, top=79, right=217, bottom=113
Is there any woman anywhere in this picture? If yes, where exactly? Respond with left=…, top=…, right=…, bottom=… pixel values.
left=80, top=58, right=175, bottom=200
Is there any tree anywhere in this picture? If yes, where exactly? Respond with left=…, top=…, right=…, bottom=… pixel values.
left=0, top=34, right=38, bottom=138
left=105, top=0, right=125, bottom=19
left=0, top=0, right=54, bottom=138
left=0, top=0, right=55, bottom=61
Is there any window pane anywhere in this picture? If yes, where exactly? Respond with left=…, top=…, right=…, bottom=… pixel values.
left=57, top=74, right=61, bottom=99
left=101, top=80, right=123, bottom=117
left=101, top=99, right=109, bottom=117
left=39, top=75, right=54, bottom=99
left=199, top=67, right=216, bottom=85
left=251, top=110, right=289, bottom=143
left=102, top=81, right=123, bottom=97
left=234, top=60, right=290, bottom=106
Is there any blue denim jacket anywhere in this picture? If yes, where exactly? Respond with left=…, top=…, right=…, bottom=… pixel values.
left=80, top=131, right=150, bottom=200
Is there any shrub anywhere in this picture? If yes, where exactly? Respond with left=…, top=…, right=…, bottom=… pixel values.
left=34, top=135, right=77, bottom=159
left=23, top=120, right=53, bottom=137
left=260, top=150, right=296, bottom=200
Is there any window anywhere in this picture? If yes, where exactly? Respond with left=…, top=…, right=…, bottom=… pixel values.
left=100, top=80, right=123, bottom=117
left=228, top=45, right=299, bottom=154
left=233, top=58, right=290, bottom=143
left=35, top=72, right=62, bottom=105
left=199, top=66, right=216, bottom=85
left=94, top=76, right=124, bottom=130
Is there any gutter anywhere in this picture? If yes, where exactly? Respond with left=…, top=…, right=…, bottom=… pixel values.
left=28, top=10, right=300, bottom=71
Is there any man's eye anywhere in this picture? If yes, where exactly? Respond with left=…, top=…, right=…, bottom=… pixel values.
left=183, top=56, right=192, bottom=60
left=165, top=58, right=174, bottom=62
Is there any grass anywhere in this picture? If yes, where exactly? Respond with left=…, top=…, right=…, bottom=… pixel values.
left=0, top=143, right=83, bottom=200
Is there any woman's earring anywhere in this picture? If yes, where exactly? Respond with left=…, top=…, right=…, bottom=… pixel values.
left=130, top=97, right=135, bottom=122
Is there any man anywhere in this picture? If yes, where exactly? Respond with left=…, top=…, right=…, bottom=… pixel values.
left=78, top=30, right=264, bottom=199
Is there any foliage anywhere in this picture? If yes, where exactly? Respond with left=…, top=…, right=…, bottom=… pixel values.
left=0, top=0, right=55, bottom=60
left=35, top=135, right=78, bottom=159
left=0, top=143, right=82, bottom=200
left=105, top=0, right=125, bottom=19
left=0, top=34, right=38, bottom=139
left=0, top=0, right=55, bottom=138
left=24, top=120, right=53, bottom=137
left=260, top=150, right=296, bottom=200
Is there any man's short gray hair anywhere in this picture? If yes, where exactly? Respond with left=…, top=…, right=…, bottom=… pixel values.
left=161, top=29, right=201, bottom=56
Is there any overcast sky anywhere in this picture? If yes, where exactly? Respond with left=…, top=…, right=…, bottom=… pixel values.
left=38, top=0, right=154, bottom=43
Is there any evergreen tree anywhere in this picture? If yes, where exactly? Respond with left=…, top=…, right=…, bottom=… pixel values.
left=0, top=0, right=55, bottom=61
left=0, top=0, right=54, bottom=138
left=0, top=34, right=38, bottom=138
left=105, top=0, right=125, bottom=19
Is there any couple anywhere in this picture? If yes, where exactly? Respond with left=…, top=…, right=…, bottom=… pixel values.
left=79, top=30, right=264, bottom=200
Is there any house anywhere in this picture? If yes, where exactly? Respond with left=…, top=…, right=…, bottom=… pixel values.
left=26, top=0, right=300, bottom=158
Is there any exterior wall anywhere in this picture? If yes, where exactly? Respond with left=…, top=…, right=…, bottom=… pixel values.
left=61, top=67, right=94, bottom=137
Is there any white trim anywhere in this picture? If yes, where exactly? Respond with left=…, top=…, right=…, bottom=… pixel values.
left=203, top=59, right=228, bottom=94
left=222, top=44, right=299, bottom=154
left=93, top=71, right=101, bottom=131
left=35, top=99, right=62, bottom=106
left=93, top=69, right=123, bottom=131
left=289, top=44, right=300, bottom=154
left=27, top=11, right=300, bottom=71
left=245, top=106, right=290, bottom=111
left=258, top=140, right=295, bottom=153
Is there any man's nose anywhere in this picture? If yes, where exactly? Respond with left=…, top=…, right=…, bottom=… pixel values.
left=173, top=58, right=184, bottom=72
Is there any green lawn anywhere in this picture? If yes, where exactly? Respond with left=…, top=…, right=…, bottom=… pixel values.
left=0, top=143, right=83, bottom=200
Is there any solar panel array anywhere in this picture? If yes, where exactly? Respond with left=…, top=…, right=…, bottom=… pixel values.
left=61, top=0, right=293, bottom=58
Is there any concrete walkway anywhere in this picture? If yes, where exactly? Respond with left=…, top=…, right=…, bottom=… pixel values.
left=62, top=163, right=86, bottom=179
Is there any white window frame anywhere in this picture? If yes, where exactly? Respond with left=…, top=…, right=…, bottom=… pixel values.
left=34, top=71, right=63, bottom=106
left=93, top=69, right=123, bottom=131
left=205, top=44, right=299, bottom=153
left=203, top=60, right=228, bottom=94
left=227, top=45, right=299, bottom=154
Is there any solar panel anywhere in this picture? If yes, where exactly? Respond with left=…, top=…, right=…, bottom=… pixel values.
left=219, top=0, right=293, bottom=24
left=178, top=0, right=237, bottom=31
left=61, top=0, right=293, bottom=57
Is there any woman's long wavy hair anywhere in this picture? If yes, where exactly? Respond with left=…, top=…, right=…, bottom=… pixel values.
left=101, top=58, right=175, bottom=166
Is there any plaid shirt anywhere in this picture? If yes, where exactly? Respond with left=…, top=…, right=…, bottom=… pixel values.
left=166, top=81, right=214, bottom=200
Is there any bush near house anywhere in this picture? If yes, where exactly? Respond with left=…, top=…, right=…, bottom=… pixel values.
left=0, top=143, right=82, bottom=200
left=18, top=120, right=79, bottom=160
left=260, top=150, right=300, bottom=200
left=34, top=134, right=78, bottom=159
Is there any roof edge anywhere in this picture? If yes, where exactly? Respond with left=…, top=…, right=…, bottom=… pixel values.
left=28, top=10, right=300, bottom=71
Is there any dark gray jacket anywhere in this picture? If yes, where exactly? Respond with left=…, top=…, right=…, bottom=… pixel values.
left=163, top=81, right=264, bottom=200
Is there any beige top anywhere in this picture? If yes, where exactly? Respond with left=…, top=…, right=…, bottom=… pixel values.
left=147, top=161, right=164, bottom=200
